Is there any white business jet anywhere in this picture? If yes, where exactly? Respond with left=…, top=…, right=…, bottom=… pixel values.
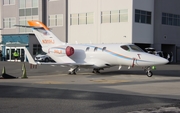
left=15, top=20, right=168, bottom=77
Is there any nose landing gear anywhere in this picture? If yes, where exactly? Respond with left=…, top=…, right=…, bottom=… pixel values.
left=144, top=67, right=153, bottom=77
left=68, top=66, right=79, bottom=75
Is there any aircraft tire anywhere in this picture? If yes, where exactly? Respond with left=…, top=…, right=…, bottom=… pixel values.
left=147, top=71, right=153, bottom=77
left=45, top=58, right=49, bottom=62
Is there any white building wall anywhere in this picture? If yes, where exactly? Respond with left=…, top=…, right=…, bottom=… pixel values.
left=132, top=0, right=154, bottom=44
left=100, top=0, right=133, bottom=43
left=68, top=0, right=154, bottom=44
left=68, top=0, right=133, bottom=44
left=68, top=0, right=99, bottom=43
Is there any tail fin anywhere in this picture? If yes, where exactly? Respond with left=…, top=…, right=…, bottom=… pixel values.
left=28, top=20, right=65, bottom=52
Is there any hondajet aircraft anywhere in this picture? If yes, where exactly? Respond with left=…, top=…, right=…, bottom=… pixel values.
left=15, top=20, right=168, bottom=77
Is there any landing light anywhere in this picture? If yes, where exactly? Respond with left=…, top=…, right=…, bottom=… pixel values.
left=152, top=66, right=156, bottom=70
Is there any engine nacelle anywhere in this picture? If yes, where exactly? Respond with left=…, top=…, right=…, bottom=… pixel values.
left=66, top=46, right=74, bottom=56
left=48, top=46, right=74, bottom=57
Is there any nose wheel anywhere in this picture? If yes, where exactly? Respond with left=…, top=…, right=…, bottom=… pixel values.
left=145, top=67, right=153, bottom=77
left=146, top=71, right=153, bottom=77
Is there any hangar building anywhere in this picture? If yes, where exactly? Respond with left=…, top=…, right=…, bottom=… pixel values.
left=0, top=0, right=180, bottom=62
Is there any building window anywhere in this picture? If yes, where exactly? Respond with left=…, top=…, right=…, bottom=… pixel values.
left=19, top=16, right=38, bottom=33
left=49, top=14, right=63, bottom=27
left=70, top=12, right=94, bottom=25
left=135, top=9, right=151, bottom=24
left=19, top=8, right=38, bottom=16
left=32, top=0, right=38, bottom=7
left=19, top=0, right=39, bottom=33
left=162, top=12, right=180, bottom=26
left=101, top=9, right=128, bottom=23
left=71, top=14, right=78, bottom=25
left=79, top=13, right=86, bottom=25
left=102, top=11, right=110, bottom=23
left=87, top=12, right=94, bottom=24
left=33, top=44, right=42, bottom=55
left=26, top=0, right=32, bottom=8
left=111, top=10, right=119, bottom=23
left=3, top=0, right=15, bottom=5
left=3, top=17, right=16, bottom=29
left=120, top=9, right=128, bottom=22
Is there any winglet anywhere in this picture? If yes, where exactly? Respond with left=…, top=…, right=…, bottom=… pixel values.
left=28, top=20, right=49, bottom=30
left=24, top=48, right=37, bottom=65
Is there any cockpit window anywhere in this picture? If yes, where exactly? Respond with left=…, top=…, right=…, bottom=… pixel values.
left=129, top=45, right=144, bottom=52
left=121, top=45, right=144, bottom=52
left=121, top=45, right=130, bottom=51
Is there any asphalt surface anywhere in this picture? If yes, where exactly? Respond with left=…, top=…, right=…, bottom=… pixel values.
left=0, top=61, right=180, bottom=113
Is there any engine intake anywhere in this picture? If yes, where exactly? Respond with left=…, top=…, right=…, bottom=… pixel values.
left=48, top=46, right=74, bottom=57
left=66, top=46, right=74, bottom=56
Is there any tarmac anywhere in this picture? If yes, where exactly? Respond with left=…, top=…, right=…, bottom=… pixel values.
left=0, top=61, right=180, bottom=113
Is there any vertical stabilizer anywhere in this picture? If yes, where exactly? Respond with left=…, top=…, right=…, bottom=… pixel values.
left=28, top=20, right=65, bottom=52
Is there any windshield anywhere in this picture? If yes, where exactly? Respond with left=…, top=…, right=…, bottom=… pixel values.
left=129, top=45, right=144, bottom=52
left=121, top=45, right=130, bottom=51
left=121, top=45, right=144, bottom=52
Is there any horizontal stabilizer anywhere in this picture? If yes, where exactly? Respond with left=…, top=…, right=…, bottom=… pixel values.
left=14, top=25, right=43, bottom=29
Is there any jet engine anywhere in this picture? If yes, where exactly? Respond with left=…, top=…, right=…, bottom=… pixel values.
left=48, top=46, right=74, bottom=57
left=66, top=46, right=74, bottom=56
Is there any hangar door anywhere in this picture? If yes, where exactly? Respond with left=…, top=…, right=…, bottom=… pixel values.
left=177, top=47, right=180, bottom=63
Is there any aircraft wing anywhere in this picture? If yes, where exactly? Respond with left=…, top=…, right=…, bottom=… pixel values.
left=36, top=62, right=94, bottom=68
left=24, top=47, right=94, bottom=67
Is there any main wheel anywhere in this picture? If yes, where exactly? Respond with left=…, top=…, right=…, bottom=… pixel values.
left=147, top=71, right=153, bottom=77
left=45, top=58, right=49, bottom=62
left=73, top=71, right=76, bottom=75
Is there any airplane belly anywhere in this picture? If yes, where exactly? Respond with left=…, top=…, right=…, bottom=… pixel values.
left=118, top=58, right=133, bottom=66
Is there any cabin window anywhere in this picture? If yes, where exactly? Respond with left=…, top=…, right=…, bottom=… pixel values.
left=102, top=47, right=106, bottom=51
left=94, top=47, right=98, bottom=51
left=121, top=45, right=130, bottom=51
left=86, top=47, right=90, bottom=51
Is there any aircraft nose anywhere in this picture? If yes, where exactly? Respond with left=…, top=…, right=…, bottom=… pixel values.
left=157, top=56, right=169, bottom=64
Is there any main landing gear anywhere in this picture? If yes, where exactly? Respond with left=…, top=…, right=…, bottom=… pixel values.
left=92, top=68, right=104, bottom=73
left=68, top=66, right=79, bottom=75
left=144, top=66, right=153, bottom=77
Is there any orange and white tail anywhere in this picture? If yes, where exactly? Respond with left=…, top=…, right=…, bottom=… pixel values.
left=28, top=20, right=65, bottom=52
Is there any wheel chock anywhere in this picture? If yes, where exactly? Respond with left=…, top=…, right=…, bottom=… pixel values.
left=1, top=66, right=17, bottom=79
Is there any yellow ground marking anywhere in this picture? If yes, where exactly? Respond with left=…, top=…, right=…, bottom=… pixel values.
left=36, top=81, right=64, bottom=84
left=91, top=79, right=130, bottom=84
